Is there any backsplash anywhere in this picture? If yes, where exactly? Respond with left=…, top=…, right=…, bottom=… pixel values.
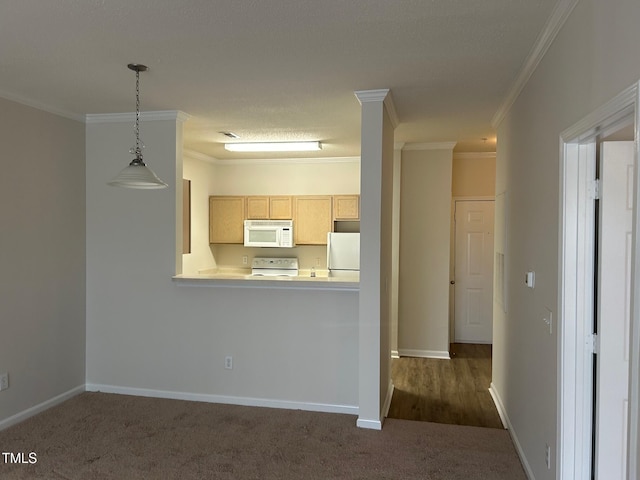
left=211, top=244, right=327, bottom=270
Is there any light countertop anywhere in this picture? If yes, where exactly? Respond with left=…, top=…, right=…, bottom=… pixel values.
left=172, top=267, right=359, bottom=291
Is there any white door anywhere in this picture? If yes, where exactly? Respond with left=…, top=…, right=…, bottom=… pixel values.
left=594, top=141, right=633, bottom=479
left=454, top=200, right=495, bottom=343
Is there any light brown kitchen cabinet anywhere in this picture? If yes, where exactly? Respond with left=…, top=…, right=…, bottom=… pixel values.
left=246, top=196, right=270, bottom=219
left=333, top=195, right=360, bottom=220
left=246, top=195, right=293, bottom=220
left=294, top=196, right=333, bottom=245
left=209, top=196, right=245, bottom=244
left=269, top=196, right=293, bottom=219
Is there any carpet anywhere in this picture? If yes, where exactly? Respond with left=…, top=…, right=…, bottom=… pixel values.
left=0, top=392, right=526, bottom=479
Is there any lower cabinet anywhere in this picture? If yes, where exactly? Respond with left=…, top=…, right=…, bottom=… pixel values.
left=294, top=196, right=332, bottom=245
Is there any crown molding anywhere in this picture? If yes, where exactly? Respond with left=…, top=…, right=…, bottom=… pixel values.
left=403, top=142, right=457, bottom=151
left=0, top=90, right=85, bottom=123
left=491, top=0, right=580, bottom=128
left=354, top=88, right=400, bottom=128
left=86, top=110, right=191, bottom=124
left=453, top=152, right=497, bottom=160
left=183, top=149, right=218, bottom=163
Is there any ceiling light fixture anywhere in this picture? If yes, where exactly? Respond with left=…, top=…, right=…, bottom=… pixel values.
left=224, top=141, right=322, bottom=153
left=108, top=64, right=168, bottom=189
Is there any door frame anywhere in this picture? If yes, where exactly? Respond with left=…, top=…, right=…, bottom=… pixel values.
left=449, top=196, right=495, bottom=345
left=559, top=81, right=640, bottom=479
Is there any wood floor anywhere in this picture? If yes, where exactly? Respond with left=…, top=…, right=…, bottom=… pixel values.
left=387, top=343, right=504, bottom=429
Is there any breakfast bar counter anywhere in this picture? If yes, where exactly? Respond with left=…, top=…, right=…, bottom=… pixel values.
left=172, top=268, right=359, bottom=291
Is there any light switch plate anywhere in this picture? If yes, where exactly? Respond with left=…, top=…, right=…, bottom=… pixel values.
left=525, top=271, right=535, bottom=288
left=544, top=307, right=553, bottom=335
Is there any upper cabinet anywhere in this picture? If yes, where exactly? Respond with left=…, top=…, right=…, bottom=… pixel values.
left=269, top=196, right=293, bottom=219
left=246, top=196, right=270, bottom=219
left=333, top=195, right=360, bottom=220
left=246, top=196, right=293, bottom=220
left=209, top=196, right=245, bottom=244
left=209, top=194, right=356, bottom=245
left=294, top=196, right=333, bottom=245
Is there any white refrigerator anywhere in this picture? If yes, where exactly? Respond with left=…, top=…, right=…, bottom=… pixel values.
left=327, top=232, right=360, bottom=277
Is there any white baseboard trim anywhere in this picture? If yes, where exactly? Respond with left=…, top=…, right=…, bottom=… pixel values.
left=85, top=383, right=358, bottom=416
left=382, top=380, right=395, bottom=419
left=391, top=350, right=400, bottom=359
left=0, top=384, right=85, bottom=431
left=356, top=417, right=383, bottom=430
left=398, top=349, right=451, bottom=360
left=489, top=383, right=535, bottom=480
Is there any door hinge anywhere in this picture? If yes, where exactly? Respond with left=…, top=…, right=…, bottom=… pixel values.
left=587, top=333, right=599, bottom=354
left=589, top=179, right=600, bottom=200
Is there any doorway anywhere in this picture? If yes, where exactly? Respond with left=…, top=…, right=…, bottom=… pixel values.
left=452, top=199, right=495, bottom=344
left=559, top=82, right=640, bottom=480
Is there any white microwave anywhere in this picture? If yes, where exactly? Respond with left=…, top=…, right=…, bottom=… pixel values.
left=244, top=220, right=294, bottom=248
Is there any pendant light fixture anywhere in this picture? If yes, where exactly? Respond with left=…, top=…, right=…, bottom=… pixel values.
left=108, top=64, right=168, bottom=189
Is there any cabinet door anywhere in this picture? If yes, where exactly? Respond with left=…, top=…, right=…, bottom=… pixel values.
left=294, top=196, right=332, bottom=245
left=209, top=196, right=245, bottom=244
left=246, top=196, right=270, bottom=219
left=269, top=196, right=293, bottom=219
left=333, top=195, right=360, bottom=220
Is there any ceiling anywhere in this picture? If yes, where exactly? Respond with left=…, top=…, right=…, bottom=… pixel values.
left=0, top=0, right=559, bottom=160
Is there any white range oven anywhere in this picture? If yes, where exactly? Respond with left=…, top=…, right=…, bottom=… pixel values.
left=251, top=257, right=299, bottom=277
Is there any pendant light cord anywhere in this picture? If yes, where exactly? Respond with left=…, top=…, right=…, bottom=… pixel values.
left=134, top=67, right=141, bottom=159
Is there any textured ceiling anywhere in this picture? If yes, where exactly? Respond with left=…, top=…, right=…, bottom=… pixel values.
left=0, top=0, right=558, bottom=159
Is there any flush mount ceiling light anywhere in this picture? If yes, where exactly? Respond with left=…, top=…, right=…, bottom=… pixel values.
left=224, top=141, right=322, bottom=153
left=108, top=64, right=168, bottom=189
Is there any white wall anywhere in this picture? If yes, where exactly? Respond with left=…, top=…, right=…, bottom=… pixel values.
left=0, top=98, right=86, bottom=426
left=398, top=146, right=453, bottom=358
left=85, top=114, right=359, bottom=413
left=493, top=0, right=640, bottom=478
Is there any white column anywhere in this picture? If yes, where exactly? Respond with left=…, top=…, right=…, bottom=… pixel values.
left=355, top=89, right=397, bottom=429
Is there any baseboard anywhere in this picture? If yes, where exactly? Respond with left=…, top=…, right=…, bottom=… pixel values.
left=0, top=384, right=85, bottom=431
left=391, top=350, right=400, bottom=359
left=488, top=384, right=508, bottom=429
left=85, top=383, right=359, bottom=416
left=489, top=383, right=535, bottom=480
left=382, top=380, right=394, bottom=419
left=397, top=349, right=451, bottom=360
left=356, top=417, right=383, bottom=430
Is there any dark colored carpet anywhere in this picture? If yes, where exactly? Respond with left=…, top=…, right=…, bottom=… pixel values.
left=0, top=392, right=526, bottom=479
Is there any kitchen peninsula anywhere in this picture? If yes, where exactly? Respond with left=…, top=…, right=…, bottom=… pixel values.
left=172, top=268, right=359, bottom=290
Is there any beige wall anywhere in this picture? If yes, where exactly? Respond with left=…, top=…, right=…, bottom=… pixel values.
left=204, top=157, right=360, bottom=271
left=493, top=0, right=640, bottom=478
left=85, top=114, right=359, bottom=417
left=452, top=154, right=496, bottom=197
left=0, top=98, right=86, bottom=426
left=212, top=159, right=360, bottom=195
left=398, top=146, right=453, bottom=357
left=182, top=153, right=217, bottom=275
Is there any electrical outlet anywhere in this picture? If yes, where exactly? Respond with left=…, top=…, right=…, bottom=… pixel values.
left=315, top=257, right=321, bottom=266
left=224, top=356, right=233, bottom=370
left=242, top=255, right=248, bottom=265
left=0, top=372, right=9, bottom=391
left=545, top=443, right=551, bottom=469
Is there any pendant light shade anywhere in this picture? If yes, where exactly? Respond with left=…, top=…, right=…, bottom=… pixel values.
left=107, top=158, right=168, bottom=189
left=108, top=64, right=168, bottom=189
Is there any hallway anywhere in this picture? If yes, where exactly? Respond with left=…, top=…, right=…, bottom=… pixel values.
left=388, top=344, right=503, bottom=429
